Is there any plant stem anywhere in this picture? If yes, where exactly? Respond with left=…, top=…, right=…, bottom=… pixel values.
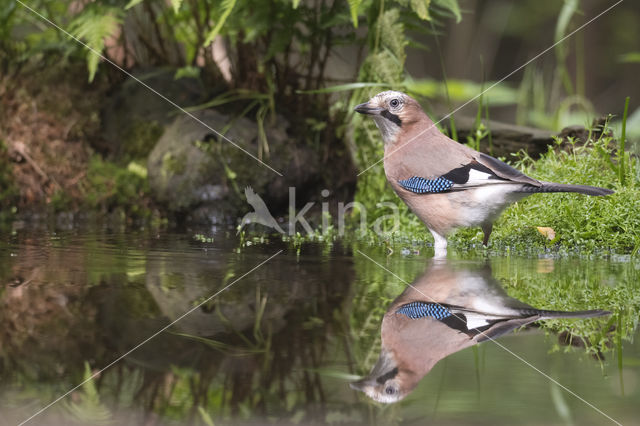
left=576, top=32, right=585, bottom=98
left=373, top=0, right=385, bottom=53
left=619, top=96, right=630, bottom=186
left=485, top=99, right=493, bottom=156
left=617, top=313, right=624, bottom=395
left=430, top=20, right=457, bottom=141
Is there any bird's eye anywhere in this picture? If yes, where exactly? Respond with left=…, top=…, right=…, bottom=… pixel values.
left=389, top=99, right=400, bottom=108
left=385, top=386, right=397, bottom=395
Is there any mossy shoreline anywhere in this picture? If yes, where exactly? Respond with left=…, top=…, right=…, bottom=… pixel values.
left=2, top=63, right=637, bottom=255
left=343, top=127, right=640, bottom=257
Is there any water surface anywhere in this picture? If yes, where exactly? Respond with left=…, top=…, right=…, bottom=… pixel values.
left=0, top=228, right=638, bottom=425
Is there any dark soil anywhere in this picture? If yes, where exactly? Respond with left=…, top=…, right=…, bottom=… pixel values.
left=0, top=63, right=107, bottom=210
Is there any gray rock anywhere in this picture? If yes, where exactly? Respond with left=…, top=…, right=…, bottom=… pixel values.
left=100, top=68, right=207, bottom=160
left=147, top=109, right=316, bottom=223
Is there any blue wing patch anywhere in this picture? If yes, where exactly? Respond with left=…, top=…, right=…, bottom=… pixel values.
left=396, top=302, right=452, bottom=320
left=398, top=176, right=454, bottom=193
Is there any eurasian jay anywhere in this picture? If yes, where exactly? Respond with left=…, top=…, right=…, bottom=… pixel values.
left=350, top=262, right=610, bottom=403
left=355, top=91, right=614, bottom=256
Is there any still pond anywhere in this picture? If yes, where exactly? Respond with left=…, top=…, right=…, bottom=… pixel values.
left=1, top=227, right=638, bottom=425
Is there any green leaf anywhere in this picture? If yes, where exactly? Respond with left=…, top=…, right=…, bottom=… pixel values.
left=203, top=0, right=237, bottom=46
left=124, top=0, right=144, bottom=10
left=348, top=0, right=363, bottom=27
left=198, top=406, right=215, bottom=426
left=174, top=65, right=201, bottom=80
left=170, top=0, right=183, bottom=13
left=410, top=0, right=431, bottom=20
left=127, top=161, right=147, bottom=179
left=61, top=362, right=112, bottom=423
left=292, top=0, right=301, bottom=9
left=405, top=78, right=518, bottom=106
left=434, top=0, right=461, bottom=23
left=555, top=0, right=578, bottom=44
left=550, top=379, right=573, bottom=423
left=68, top=9, right=122, bottom=82
left=304, top=367, right=362, bottom=381
left=619, top=52, right=640, bottom=63
left=297, top=82, right=391, bottom=94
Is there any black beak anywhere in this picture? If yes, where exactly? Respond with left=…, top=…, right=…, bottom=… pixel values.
left=349, top=378, right=376, bottom=392
left=355, top=102, right=383, bottom=115
left=350, top=350, right=397, bottom=393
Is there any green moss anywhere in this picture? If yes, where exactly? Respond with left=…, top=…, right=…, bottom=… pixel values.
left=449, top=137, right=639, bottom=253
left=49, top=189, right=73, bottom=213
left=352, top=124, right=640, bottom=255
left=83, top=155, right=152, bottom=220
left=122, top=119, right=163, bottom=161
left=351, top=8, right=406, bottom=167
left=349, top=8, right=414, bottom=235
left=162, top=151, right=187, bottom=176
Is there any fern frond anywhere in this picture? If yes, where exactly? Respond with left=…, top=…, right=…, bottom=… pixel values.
left=377, top=9, right=406, bottom=63
left=61, top=362, right=112, bottom=424
left=203, top=0, right=237, bottom=46
left=124, top=0, right=143, bottom=9
left=410, top=0, right=431, bottom=20
left=433, top=0, right=461, bottom=23
left=348, top=0, right=363, bottom=27
left=68, top=9, right=122, bottom=82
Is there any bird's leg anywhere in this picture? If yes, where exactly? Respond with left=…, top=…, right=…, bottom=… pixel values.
left=481, top=223, right=493, bottom=247
left=429, top=229, right=448, bottom=258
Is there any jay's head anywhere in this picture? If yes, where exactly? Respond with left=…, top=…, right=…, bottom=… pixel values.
left=354, top=91, right=426, bottom=145
left=349, top=349, right=418, bottom=403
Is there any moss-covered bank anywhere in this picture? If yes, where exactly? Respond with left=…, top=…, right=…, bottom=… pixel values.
left=344, top=124, right=639, bottom=256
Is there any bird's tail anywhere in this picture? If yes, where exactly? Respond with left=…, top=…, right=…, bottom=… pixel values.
left=520, top=182, right=614, bottom=196
left=524, top=308, right=611, bottom=320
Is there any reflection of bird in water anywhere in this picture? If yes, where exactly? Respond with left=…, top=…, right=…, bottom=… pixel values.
left=238, top=187, right=284, bottom=234
left=351, top=261, right=610, bottom=403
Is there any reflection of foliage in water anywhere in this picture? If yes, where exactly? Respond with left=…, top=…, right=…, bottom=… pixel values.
left=1, top=233, right=639, bottom=424
left=492, top=257, right=640, bottom=358
left=62, top=362, right=112, bottom=424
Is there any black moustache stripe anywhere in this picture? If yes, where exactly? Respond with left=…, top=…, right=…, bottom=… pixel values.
left=376, top=367, right=399, bottom=384
left=381, top=110, right=402, bottom=127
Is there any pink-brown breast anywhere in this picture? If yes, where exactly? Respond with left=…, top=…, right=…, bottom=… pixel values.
left=382, top=122, right=474, bottom=236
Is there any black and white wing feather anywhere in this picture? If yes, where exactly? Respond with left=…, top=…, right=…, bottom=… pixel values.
left=398, top=158, right=533, bottom=194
